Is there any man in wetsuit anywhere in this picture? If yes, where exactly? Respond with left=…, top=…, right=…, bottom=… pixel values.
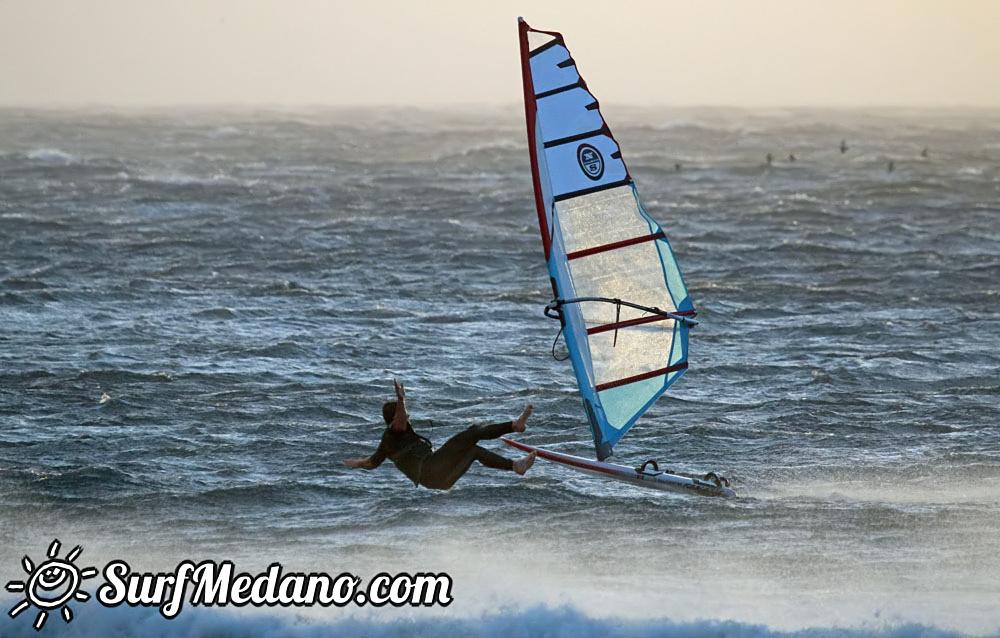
left=345, top=380, right=536, bottom=490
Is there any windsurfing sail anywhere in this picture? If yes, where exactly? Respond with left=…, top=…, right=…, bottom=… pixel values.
left=518, top=18, right=696, bottom=461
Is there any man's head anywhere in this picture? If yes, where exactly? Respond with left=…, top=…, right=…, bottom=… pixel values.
left=382, top=401, right=397, bottom=425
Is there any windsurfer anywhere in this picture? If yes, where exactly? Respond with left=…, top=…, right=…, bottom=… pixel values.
left=345, top=380, right=536, bottom=490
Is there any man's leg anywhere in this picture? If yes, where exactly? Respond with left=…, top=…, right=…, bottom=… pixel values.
left=419, top=422, right=519, bottom=490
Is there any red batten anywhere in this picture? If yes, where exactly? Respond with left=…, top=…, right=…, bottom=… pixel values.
left=566, top=231, right=666, bottom=261
left=594, top=362, right=689, bottom=392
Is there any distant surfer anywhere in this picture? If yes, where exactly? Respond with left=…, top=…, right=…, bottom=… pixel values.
left=345, top=380, right=536, bottom=490
left=840, top=139, right=848, bottom=154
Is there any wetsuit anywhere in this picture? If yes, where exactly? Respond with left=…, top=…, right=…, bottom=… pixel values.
left=369, top=421, right=516, bottom=490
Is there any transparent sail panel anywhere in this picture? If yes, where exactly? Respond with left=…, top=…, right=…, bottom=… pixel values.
left=569, top=241, right=681, bottom=319
left=527, top=30, right=556, bottom=51
left=554, top=186, right=654, bottom=256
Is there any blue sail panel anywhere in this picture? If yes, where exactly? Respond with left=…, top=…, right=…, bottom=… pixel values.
left=519, top=19, right=695, bottom=460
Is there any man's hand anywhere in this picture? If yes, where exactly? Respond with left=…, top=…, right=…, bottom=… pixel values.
left=391, top=378, right=409, bottom=432
left=345, top=456, right=373, bottom=469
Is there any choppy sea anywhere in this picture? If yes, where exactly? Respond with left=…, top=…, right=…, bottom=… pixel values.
left=1, top=106, right=998, bottom=637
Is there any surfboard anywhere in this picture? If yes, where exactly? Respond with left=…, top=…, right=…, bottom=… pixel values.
left=502, top=438, right=736, bottom=498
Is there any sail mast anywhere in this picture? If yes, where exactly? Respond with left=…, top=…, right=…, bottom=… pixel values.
left=518, top=17, right=552, bottom=259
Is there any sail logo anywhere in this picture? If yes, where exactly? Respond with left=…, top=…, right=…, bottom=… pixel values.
left=577, top=144, right=604, bottom=180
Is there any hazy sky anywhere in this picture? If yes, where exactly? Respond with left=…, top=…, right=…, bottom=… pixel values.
left=2, top=0, right=999, bottom=108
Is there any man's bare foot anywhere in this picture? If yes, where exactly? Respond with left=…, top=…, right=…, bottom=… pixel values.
left=513, top=403, right=533, bottom=433
left=513, top=451, right=536, bottom=475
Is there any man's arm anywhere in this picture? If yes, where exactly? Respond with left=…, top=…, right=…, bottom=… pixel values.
left=391, top=379, right=409, bottom=433
left=345, top=380, right=406, bottom=469
left=345, top=426, right=390, bottom=470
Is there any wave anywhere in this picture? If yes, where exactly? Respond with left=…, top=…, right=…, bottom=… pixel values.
left=0, top=603, right=981, bottom=638
left=6, top=148, right=130, bottom=178
left=25, top=148, right=77, bottom=164
left=74, top=369, right=174, bottom=386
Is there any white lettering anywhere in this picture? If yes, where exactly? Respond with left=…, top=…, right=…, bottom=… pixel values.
left=161, top=561, right=194, bottom=619
left=97, top=561, right=130, bottom=605
left=412, top=574, right=453, bottom=606
left=388, top=577, right=411, bottom=605
left=128, top=572, right=172, bottom=605
left=278, top=573, right=305, bottom=604
left=230, top=574, right=253, bottom=605
left=250, top=564, right=281, bottom=605
left=329, top=574, right=361, bottom=605
left=80, top=557, right=451, bottom=622
left=368, top=573, right=392, bottom=606
left=191, top=561, right=233, bottom=605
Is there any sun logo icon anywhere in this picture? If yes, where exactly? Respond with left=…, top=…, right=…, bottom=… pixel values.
left=6, top=539, right=98, bottom=631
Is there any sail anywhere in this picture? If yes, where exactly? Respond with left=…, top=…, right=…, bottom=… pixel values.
left=518, top=18, right=696, bottom=461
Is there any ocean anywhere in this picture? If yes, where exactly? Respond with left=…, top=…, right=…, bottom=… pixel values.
left=1, top=106, right=998, bottom=637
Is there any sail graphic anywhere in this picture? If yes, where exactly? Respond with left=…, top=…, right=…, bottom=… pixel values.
left=518, top=18, right=696, bottom=461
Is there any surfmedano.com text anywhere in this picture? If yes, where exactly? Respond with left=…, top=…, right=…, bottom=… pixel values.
left=98, top=560, right=453, bottom=619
